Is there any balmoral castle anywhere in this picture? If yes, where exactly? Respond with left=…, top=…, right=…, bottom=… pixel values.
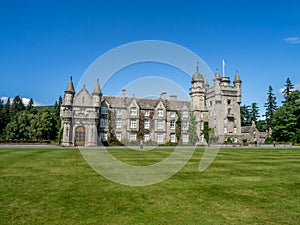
left=60, top=67, right=242, bottom=146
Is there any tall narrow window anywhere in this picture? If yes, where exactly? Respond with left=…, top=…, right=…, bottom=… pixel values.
left=100, top=118, right=108, bottom=128
left=183, top=111, right=188, bottom=118
left=200, top=121, right=204, bottom=130
left=144, top=133, right=150, bottom=142
left=116, top=108, right=122, bottom=116
left=182, top=121, right=188, bottom=130
left=228, top=108, right=232, bottom=115
left=170, top=120, right=175, bottom=129
left=129, top=133, right=136, bottom=141
left=157, top=133, right=163, bottom=143
left=170, top=133, right=176, bottom=143
left=170, top=111, right=175, bottom=118
left=101, top=106, right=108, bottom=114
left=144, top=119, right=150, bottom=129
left=157, top=120, right=164, bottom=129
left=130, top=119, right=137, bottom=129
left=116, top=132, right=121, bottom=141
left=145, top=110, right=150, bottom=116
left=100, top=132, right=107, bottom=141
left=116, top=119, right=122, bottom=128
left=182, top=134, right=188, bottom=143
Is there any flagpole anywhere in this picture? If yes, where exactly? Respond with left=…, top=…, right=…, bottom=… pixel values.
left=222, top=60, right=225, bottom=77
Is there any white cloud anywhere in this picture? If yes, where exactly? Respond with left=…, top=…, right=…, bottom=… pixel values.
left=278, top=87, right=285, bottom=94
left=283, top=37, right=300, bottom=44
left=1, top=96, right=42, bottom=106
left=294, top=82, right=300, bottom=89
left=1, top=96, right=9, bottom=102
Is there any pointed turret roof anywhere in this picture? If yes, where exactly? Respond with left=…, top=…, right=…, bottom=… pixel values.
left=234, top=70, right=241, bottom=82
left=93, top=79, right=102, bottom=95
left=204, top=75, right=209, bottom=86
left=65, top=76, right=75, bottom=93
left=215, top=69, right=220, bottom=79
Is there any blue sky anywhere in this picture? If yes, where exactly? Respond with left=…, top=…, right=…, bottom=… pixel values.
left=0, top=0, right=299, bottom=117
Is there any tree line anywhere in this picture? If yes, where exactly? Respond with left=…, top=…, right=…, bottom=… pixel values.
left=0, top=96, right=63, bottom=143
left=1, top=78, right=299, bottom=144
left=240, top=78, right=300, bottom=143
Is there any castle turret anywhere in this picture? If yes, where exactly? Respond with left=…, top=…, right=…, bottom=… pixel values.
left=233, top=70, right=242, bottom=104
left=60, top=76, right=75, bottom=147
left=63, top=76, right=75, bottom=106
left=213, top=69, right=222, bottom=103
left=189, top=65, right=206, bottom=110
left=92, top=79, right=102, bottom=107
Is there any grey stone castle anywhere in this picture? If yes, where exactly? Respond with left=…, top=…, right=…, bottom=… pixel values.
left=60, top=68, right=242, bottom=146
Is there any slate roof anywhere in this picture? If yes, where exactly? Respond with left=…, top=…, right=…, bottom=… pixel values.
left=65, top=77, right=75, bottom=93
left=103, top=95, right=191, bottom=111
left=93, top=79, right=102, bottom=94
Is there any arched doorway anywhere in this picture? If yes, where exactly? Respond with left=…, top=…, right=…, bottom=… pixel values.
left=75, top=126, right=85, bottom=146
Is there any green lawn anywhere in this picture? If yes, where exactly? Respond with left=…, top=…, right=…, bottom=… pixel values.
left=0, top=147, right=299, bottom=224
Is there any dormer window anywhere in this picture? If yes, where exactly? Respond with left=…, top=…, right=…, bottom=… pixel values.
left=170, top=111, right=175, bottom=118
left=116, top=108, right=122, bottom=116
left=158, top=108, right=163, bottom=117
left=130, top=107, right=137, bottom=115
left=182, top=111, right=188, bottom=118
left=145, top=110, right=150, bottom=116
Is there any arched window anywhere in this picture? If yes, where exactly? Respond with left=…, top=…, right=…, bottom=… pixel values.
left=228, top=108, right=232, bottom=115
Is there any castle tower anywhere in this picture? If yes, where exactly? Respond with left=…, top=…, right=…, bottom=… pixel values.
left=63, top=76, right=75, bottom=106
left=189, top=65, right=206, bottom=110
left=60, top=77, right=75, bottom=146
left=233, top=70, right=242, bottom=104
left=189, top=65, right=208, bottom=145
left=92, top=78, right=102, bottom=107
left=213, top=69, right=222, bottom=103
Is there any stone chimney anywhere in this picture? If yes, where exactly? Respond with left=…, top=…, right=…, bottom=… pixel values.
left=160, top=92, right=167, bottom=100
left=122, top=89, right=126, bottom=98
left=170, top=95, right=177, bottom=101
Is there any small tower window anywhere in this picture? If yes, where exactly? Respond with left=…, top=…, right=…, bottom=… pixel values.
left=228, top=108, right=232, bottom=115
left=227, top=99, right=231, bottom=104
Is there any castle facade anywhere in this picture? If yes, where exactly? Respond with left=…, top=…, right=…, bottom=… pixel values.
left=60, top=68, right=242, bottom=146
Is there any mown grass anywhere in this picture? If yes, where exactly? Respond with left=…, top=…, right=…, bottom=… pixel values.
left=0, top=147, right=299, bottom=224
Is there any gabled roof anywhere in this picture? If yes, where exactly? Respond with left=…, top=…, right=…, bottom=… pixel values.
left=103, top=95, right=191, bottom=111
left=73, top=85, right=93, bottom=106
